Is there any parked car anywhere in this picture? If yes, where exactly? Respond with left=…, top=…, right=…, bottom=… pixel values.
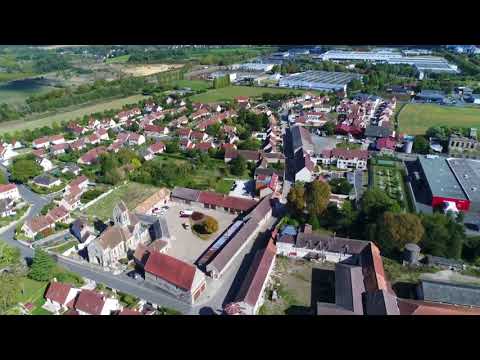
left=180, top=209, right=194, bottom=217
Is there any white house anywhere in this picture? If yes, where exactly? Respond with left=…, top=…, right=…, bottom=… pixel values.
left=44, top=281, right=80, bottom=314
left=0, top=183, right=20, bottom=201
left=37, top=158, right=54, bottom=172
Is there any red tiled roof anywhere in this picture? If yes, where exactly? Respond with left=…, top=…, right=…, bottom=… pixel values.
left=74, top=290, right=105, bottom=315
left=144, top=251, right=197, bottom=291
left=69, top=175, right=88, bottom=188
left=149, top=142, right=166, bottom=153
left=32, top=136, right=50, bottom=145
left=144, top=124, right=164, bottom=133
left=198, top=191, right=257, bottom=212
left=331, top=148, right=368, bottom=160
left=397, top=299, right=480, bottom=315
left=377, top=137, right=397, bottom=150
left=25, top=215, right=53, bottom=233
left=0, top=183, right=17, bottom=194
left=45, top=282, right=72, bottom=305
left=195, top=142, right=213, bottom=152
left=177, top=128, right=192, bottom=137
left=191, top=131, right=206, bottom=140
left=49, top=135, right=64, bottom=142
left=47, top=206, right=69, bottom=223
left=79, top=147, right=106, bottom=163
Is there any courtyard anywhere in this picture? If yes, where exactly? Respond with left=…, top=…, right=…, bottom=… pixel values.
left=162, top=201, right=238, bottom=264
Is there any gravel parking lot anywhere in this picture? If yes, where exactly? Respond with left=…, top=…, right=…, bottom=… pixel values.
left=163, top=202, right=238, bottom=263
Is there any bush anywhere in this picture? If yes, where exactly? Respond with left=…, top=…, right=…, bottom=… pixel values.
left=55, top=268, right=85, bottom=287
left=81, top=189, right=103, bottom=203
left=202, top=216, right=219, bottom=234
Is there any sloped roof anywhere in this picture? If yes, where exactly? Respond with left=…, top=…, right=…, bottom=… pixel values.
left=144, top=251, right=197, bottom=291
left=45, top=282, right=72, bottom=305
left=235, top=239, right=276, bottom=307
left=74, top=290, right=105, bottom=315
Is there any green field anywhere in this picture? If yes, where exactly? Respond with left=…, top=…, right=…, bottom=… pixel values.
left=172, top=79, right=212, bottom=91
left=0, top=77, right=56, bottom=105
left=398, top=103, right=480, bottom=135
left=0, top=94, right=147, bottom=135
left=105, top=54, right=131, bottom=64
left=81, top=181, right=160, bottom=221
left=0, top=72, right=38, bottom=83
left=189, top=86, right=313, bottom=103
left=215, top=179, right=235, bottom=194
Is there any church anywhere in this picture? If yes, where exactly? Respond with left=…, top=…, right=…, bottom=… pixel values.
left=87, top=201, right=150, bottom=269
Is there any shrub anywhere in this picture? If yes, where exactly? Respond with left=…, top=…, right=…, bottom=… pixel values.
left=202, top=216, right=219, bottom=234
left=55, top=268, right=85, bottom=287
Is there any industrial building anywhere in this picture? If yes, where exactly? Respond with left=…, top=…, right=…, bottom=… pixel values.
left=318, top=50, right=458, bottom=75
left=278, top=70, right=362, bottom=93
left=230, top=63, right=275, bottom=72
left=415, top=156, right=480, bottom=212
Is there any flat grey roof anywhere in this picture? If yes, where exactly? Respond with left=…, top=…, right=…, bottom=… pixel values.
left=418, top=156, right=468, bottom=200
left=280, top=70, right=362, bottom=86
left=447, top=158, right=480, bottom=204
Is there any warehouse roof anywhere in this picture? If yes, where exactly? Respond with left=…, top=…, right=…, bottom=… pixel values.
left=418, top=156, right=468, bottom=200
left=447, top=158, right=480, bottom=204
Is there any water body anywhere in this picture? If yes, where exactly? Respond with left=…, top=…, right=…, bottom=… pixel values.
left=0, top=77, right=58, bottom=105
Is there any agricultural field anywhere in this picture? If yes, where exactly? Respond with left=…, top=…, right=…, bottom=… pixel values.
left=398, top=103, right=480, bottom=135
left=80, top=181, right=160, bottom=221
left=371, top=160, right=411, bottom=211
left=189, top=85, right=313, bottom=103
left=0, top=94, right=147, bottom=135
left=259, top=256, right=335, bottom=315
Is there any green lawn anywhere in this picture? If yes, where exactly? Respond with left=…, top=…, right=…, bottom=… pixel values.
left=215, top=179, right=234, bottom=194
left=189, top=85, right=314, bottom=103
left=0, top=71, right=39, bottom=83
left=48, top=240, right=79, bottom=254
left=336, top=141, right=362, bottom=150
left=172, top=79, right=212, bottom=91
left=81, top=181, right=160, bottom=221
left=18, top=277, right=49, bottom=312
left=0, top=94, right=147, bottom=135
left=398, top=103, right=480, bottom=135
left=105, top=54, right=131, bottom=64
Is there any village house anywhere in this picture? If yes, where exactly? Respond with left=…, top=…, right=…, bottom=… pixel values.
left=50, top=143, right=70, bottom=156
left=22, top=215, right=55, bottom=238
left=143, top=124, right=169, bottom=138
left=143, top=250, right=207, bottom=304
left=0, top=183, right=20, bottom=201
left=73, top=289, right=120, bottom=315
left=49, top=135, right=65, bottom=146
left=224, top=149, right=262, bottom=163
left=191, top=108, right=211, bottom=121
left=177, top=127, right=192, bottom=139
left=319, top=148, right=368, bottom=170
left=78, top=147, right=107, bottom=165
left=44, top=281, right=80, bottom=314
left=294, top=151, right=316, bottom=182
left=195, top=142, right=215, bottom=152
left=32, top=136, right=50, bottom=149
left=65, top=175, right=89, bottom=194
left=191, top=131, right=208, bottom=143
left=179, top=138, right=194, bottom=151
left=69, top=138, right=86, bottom=152
left=36, top=157, right=54, bottom=172
left=143, top=142, right=166, bottom=161
left=0, top=198, right=15, bottom=217
left=32, top=175, right=61, bottom=189
left=62, top=164, right=81, bottom=176
left=127, top=133, right=145, bottom=146
left=32, top=148, right=47, bottom=159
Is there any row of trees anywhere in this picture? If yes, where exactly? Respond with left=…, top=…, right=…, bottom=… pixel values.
left=213, top=74, right=230, bottom=89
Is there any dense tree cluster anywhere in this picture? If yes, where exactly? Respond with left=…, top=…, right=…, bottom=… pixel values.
left=213, top=74, right=230, bottom=89
left=9, top=155, right=42, bottom=183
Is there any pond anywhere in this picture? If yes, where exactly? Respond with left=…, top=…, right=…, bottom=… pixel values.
left=0, top=77, right=58, bottom=105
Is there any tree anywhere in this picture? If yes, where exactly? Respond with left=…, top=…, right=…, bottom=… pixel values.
left=206, top=123, right=221, bottom=138
left=203, top=216, right=219, bottom=234
left=287, top=183, right=306, bottom=216
left=229, top=155, right=246, bottom=176
left=237, top=138, right=261, bottom=150
left=413, top=135, right=430, bottom=154
left=420, top=213, right=465, bottom=259
left=322, top=121, right=336, bottom=136
left=10, top=157, right=42, bottom=183
left=361, top=188, right=401, bottom=224
left=165, top=140, right=180, bottom=154
left=305, top=180, right=331, bottom=217
left=373, top=212, right=425, bottom=254
left=0, top=241, right=21, bottom=269
left=0, top=273, right=21, bottom=314
left=28, top=249, right=56, bottom=282
left=329, top=178, right=353, bottom=195
left=309, top=213, right=321, bottom=230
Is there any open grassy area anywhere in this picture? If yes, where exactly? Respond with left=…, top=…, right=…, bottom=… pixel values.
left=398, top=103, right=480, bottom=135
left=18, top=277, right=48, bottom=305
left=105, top=55, right=131, bottom=64
left=81, top=181, right=160, bottom=221
left=172, top=79, right=212, bottom=91
left=189, top=85, right=313, bottom=103
left=0, top=78, right=56, bottom=105
left=259, top=256, right=335, bottom=315
left=0, top=94, right=147, bottom=135
left=48, top=239, right=78, bottom=254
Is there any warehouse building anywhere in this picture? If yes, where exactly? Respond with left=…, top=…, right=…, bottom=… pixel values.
left=278, top=70, right=362, bottom=94
left=416, top=156, right=472, bottom=211
left=447, top=158, right=480, bottom=212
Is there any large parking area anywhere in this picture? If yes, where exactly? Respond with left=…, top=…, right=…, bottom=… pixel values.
left=163, top=202, right=238, bottom=264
